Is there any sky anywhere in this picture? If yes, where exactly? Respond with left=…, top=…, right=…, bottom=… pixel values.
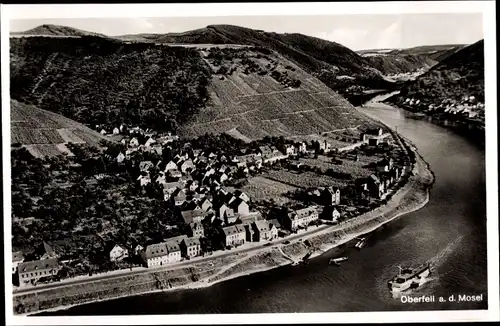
left=9, top=13, right=483, bottom=51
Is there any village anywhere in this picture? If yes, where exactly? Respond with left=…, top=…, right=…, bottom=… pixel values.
left=12, top=123, right=412, bottom=289
left=400, top=94, right=485, bottom=122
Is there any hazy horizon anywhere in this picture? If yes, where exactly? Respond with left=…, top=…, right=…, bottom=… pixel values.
left=9, top=14, right=483, bottom=51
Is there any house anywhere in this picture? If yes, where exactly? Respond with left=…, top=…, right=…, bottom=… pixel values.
left=229, top=198, right=250, bottom=216
left=184, top=237, right=202, bottom=258
left=156, top=174, right=167, bottom=185
left=129, top=137, right=140, bottom=147
left=199, top=198, right=212, bottom=212
left=125, top=147, right=138, bottom=157
left=137, top=174, right=151, bottom=187
left=100, top=129, right=107, bottom=135
left=269, top=219, right=282, bottom=230
left=376, top=158, right=393, bottom=173
left=12, top=251, right=24, bottom=274
left=251, top=221, right=278, bottom=242
left=139, top=161, right=154, bottom=172
left=116, top=152, right=126, bottom=163
left=142, top=243, right=169, bottom=267
left=284, top=206, right=319, bottom=231
left=368, top=174, right=385, bottom=198
left=216, top=203, right=231, bottom=218
left=168, top=169, right=183, bottom=179
left=109, top=244, right=128, bottom=262
left=192, top=149, right=202, bottom=158
left=297, top=142, right=307, bottom=153
left=188, top=180, right=199, bottom=192
left=244, top=224, right=255, bottom=242
left=233, top=190, right=250, bottom=203
left=165, top=241, right=182, bottom=263
left=321, top=187, right=341, bottom=206
left=222, top=225, right=246, bottom=247
left=283, top=144, right=295, bottom=156
left=180, top=159, right=195, bottom=173
left=189, top=222, right=205, bottom=238
left=37, top=241, right=57, bottom=260
left=151, top=145, right=163, bottom=155
left=218, top=173, right=229, bottom=183
left=164, top=161, right=178, bottom=172
left=223, top=208, right=237, bottom=225
left=18, top=258, right=60, bottom=286
left=319, top=140, right=331, bottom=152
left=181, top=209, right=206, bottom=224
left=163, top=182, right=181, bottom=196
left=113, top=127, right=120, bottom=135
left=257, top=145, right=272, bottom=157
left=322, top=206, right=341, bottom=222
left=145, top=137, right=156, bottom=147
left=133, top=245, right=144, bottom=256
left=172, top=189, right=187, bottom=206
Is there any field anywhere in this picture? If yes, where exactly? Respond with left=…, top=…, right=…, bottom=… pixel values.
left=262, top=170, right=347, bottom=189
left=298, top=154, right=380, bottom=179
left=180, top=47, right=372, bottom=140
left=10, top=99, right=109, bottom=157
left=239, top=176, right=301, bottom=205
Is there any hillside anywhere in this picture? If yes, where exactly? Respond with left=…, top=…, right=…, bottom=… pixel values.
left=358, top=52, right=437, bottom=75
left=389, top=44, right=467, bottom=62
left=117, top=24, right=395, bottom=94
left=10, top=35, right=373, bottom=142
left=180, top=46, right=372, bottom=140
left=10, top=99, right=110, bottom=158
left=388, top=40, right=484, bottom=116
left=10, top=36, right=211, bottom=131
left=10, top=24, right=107, bottom=38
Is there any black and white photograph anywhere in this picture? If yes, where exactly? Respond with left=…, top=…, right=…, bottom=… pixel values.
left=2, top=1, right=498, bottom=324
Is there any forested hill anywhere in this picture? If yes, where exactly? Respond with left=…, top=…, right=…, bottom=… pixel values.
left=391, top=39, right=484, bottom=104
left=117, top=24, right=396, bottom=94
left=10, top=35, right=372, bottom=141
left=10, top=36, right=212, bottom=131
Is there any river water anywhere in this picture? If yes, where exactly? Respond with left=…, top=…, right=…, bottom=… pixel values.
left=45, top=99, right=487, bottom=314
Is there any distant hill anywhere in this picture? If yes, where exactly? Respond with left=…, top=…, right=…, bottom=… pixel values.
left=389, top=44, right=467, bottom=62
left=10, top=35, right=373, bottom=142
left=10, top=99, right=110, bottom=158
left=116, top=24, right=395, bottom=94
left=360, top=53, right=437, bottom=75
left=388, top=40, right=484, bottom=108
left=10, top=24, right=107, bottom=38
left=357, top=44, right=466, bottom=75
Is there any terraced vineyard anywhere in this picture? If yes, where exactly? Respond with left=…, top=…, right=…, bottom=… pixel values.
left=10, top=99, right=109, bottom=158
left=181, top=47, right=371, bottom=141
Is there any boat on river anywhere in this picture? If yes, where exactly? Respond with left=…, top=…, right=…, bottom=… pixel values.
left=329, top=257, right=348, bottom=266
left=388, top=264, right=431, bottom=296
left=355, top=238, right=366, bottom=249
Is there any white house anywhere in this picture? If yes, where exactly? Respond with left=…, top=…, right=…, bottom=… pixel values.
left=110, top=244, right=128, bottom=262
left=164, top=161, right=178, bottom=172
left=137, top=174, right=151, bottom=187
left=129, top=137, right=140, bottom=147
left=116, top=152, right=126, bottom=163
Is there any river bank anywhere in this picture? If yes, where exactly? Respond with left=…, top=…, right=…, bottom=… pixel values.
left=19, top=129, right=434, bottom=316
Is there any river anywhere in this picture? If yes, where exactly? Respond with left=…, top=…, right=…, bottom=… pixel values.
left=44, top=98, right=487, bottom=314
